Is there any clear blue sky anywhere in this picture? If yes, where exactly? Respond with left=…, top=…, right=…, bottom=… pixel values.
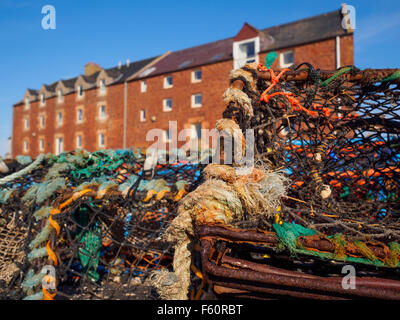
left=0, top=0, right=399, bottom=157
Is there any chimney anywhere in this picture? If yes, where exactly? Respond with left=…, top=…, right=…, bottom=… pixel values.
left=118, top=61, right=122, bottom=69
left=84, top=62, right=102, bottom=76
left=126, top=58, right=130, bottom=67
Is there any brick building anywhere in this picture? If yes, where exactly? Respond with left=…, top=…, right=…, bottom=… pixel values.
left=11, top=7, right=354, bottom=158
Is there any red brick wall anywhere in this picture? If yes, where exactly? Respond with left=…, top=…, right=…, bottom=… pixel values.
left=12, top=35, right=354, bottom=157
left=126, top=60, right=232, bottom=149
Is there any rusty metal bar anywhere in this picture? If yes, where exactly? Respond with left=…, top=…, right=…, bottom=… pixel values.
left=200, top=239, right=400, bottom=300
left=254, top=68, right=399, bottom=83
left=196, top=225, right=278, bottom=244
left=212, top=281, right=348, bottom=300
left=197, top=224, right=392, bottom=263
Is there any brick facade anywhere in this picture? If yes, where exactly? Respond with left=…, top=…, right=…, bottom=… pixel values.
left=12, top=10, right=354, bottom=157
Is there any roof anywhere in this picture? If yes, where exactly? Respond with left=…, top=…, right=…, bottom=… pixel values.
left=16, top=9, right=351, bottom=103
left=20, top=56, right=160, bottom=103
left=259, top=9, right=348, bottom=51
left=140, top=9, right=350, bottom=78
left=138, top=38, right=234, bottom=78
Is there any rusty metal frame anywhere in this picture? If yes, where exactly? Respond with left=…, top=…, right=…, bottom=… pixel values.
left=197, top=225, right=400, bottom=300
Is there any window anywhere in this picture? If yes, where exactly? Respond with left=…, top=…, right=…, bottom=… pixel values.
left=57, top=112, right=63, bottom=125
left=191, top=123, right=202, bottom=139
left=163, top=98, right=172, bottom=112
left=192, top=70, right=202, bottom=83
left=40, top=94, right=45, bottom=106
left=192, top=93, right=202, bottom=108
left=140, top=109, right=146, bottom=122
left=25, top=98, right=30, bottom=109
left=23, top=140, right=29, bottom=152
left=78, top=85, right=83, bottom=98
left=100, top=79, right=106, bottom=94
left=240, top=41, right=256, bottom=61
left=58, top=89, right=63, bottom=103
left=39, top=115, right=45, bottom=128
left=233, top=37, right=260, bottom=69
left=24, top=118, right=29, bottom=129
left=55, top=137, right=63, bottom=155
left=141, top=81, right=147, bottom=93
left=77, top=109, right=83, bottom=122
left=280, top=51, right=294, bottom=68
left=163, top=129, right=171, bottom=143
left=39, top=139, right=44, bottom=151
left=99, top=105, right=106, bottom=119
left=99, top=133, right=105, bottom=147
left=76, top=135, right=82, bottom=148
left=164, top=76, right=173, bottom=88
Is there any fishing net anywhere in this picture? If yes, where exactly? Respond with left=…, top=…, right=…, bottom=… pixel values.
left=1, top=59, right=400, bottom=300
left=0, top=149, right=205, bottom=300
left=223, top=62, right=400, bottom=239
left=192, top=61, right=400, bottom=299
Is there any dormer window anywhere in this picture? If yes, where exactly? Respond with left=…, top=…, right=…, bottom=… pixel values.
left=164, top=76, right=173, bottom=89
left=40, top=94, right=45, bottom=106
left=58, top=89, right=63, bottom=103
left=24, top=98, right=30, bottom=109
left=233, top=37, right=260, bottom=69
left=100, top=79, right=106, bottom=94
left=78, top=85, right=83, bottom=98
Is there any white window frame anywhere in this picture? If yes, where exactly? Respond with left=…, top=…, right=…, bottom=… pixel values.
left=39, top=138, right=44, bottom=151
left=23, top=139, right=29, bottom=152
left=77, top=108, right=83, bottom=123
left=191, top=93, right=202, bottom=108
left=280, top=50, right=295, bottom=68
left=163, top=76, right=173, bottom=89
left=233, top=36, right=260, bottom=69
left=163, top=98, right=172, bottom=112
left=140, top=109, right=146, bottom=122
left=99, top=79, right=106, bottom=95
left=98, top=133, right=105, bottom=148
left=191, top=70, right=202, bottom=83
left=58, top=89, right=63, bottom=103
left=163, top=129, right=171, bottom=143
left=40, top=94, right=46, bottom=107
left=57, top=112, right=63, bottom=126
left=99, top=105, right=106, bottom=119
left=55, top=137, right=63, bottom=155
left=140, top=80, right=147, bottom=93
left=76, top=135, right=82, bottom=148
left=24, top=117, right=29, bottom=130
left=77, top=85, right=83, bottom=98
left=190, top=123, right=202, bottom=140
left=39, top=115, right=45, bottom=128
left=24, top=98, right=30, bottom=110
